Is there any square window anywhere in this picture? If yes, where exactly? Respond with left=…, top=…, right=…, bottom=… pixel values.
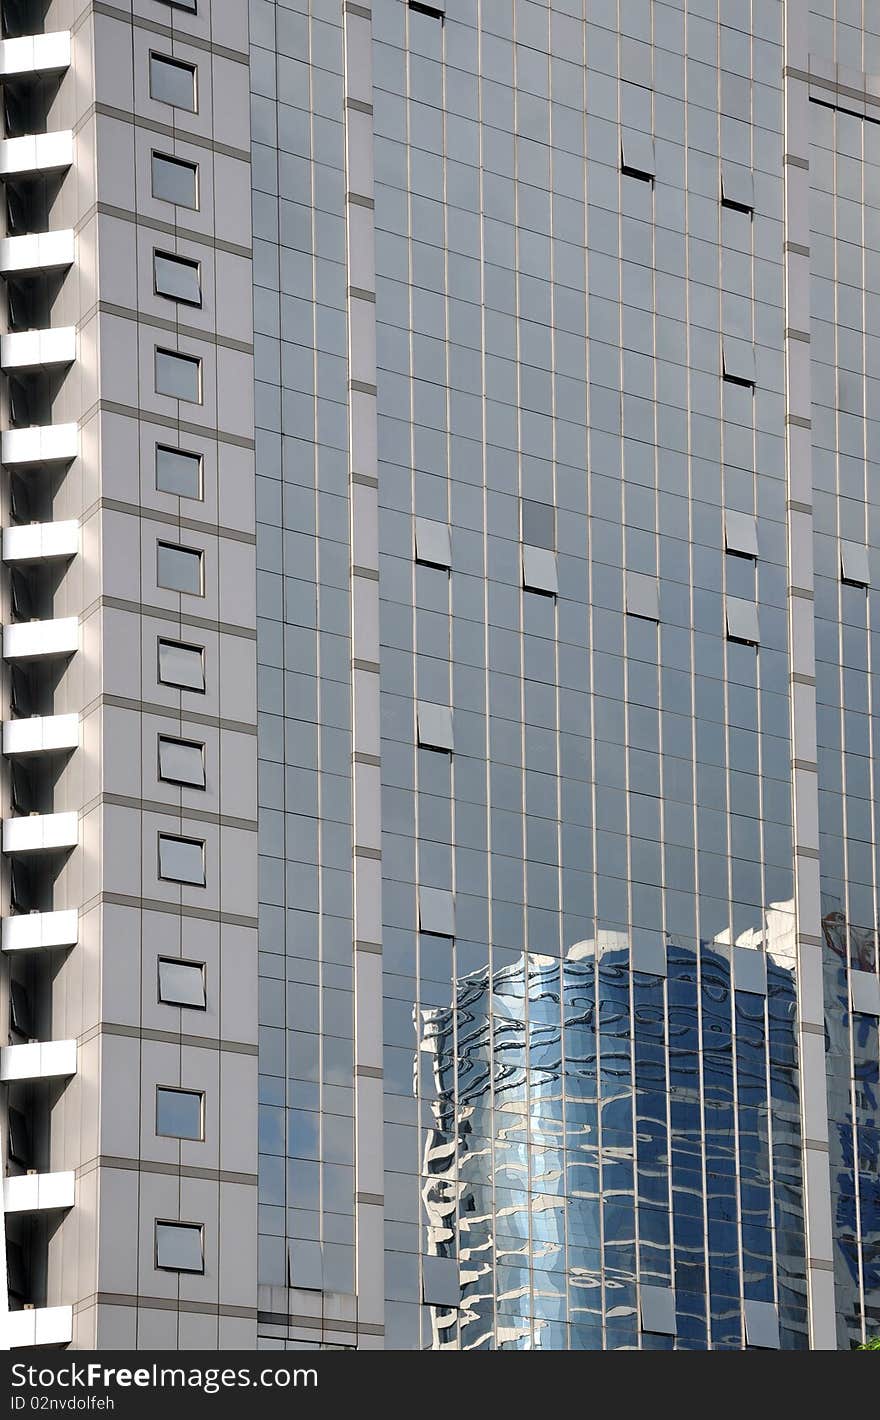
left=630, top=931, right=666, bottom=977
left=155, top=348, right=201, bottom=402
left=734, top=946, right=767, bottom=996
left=625, top=571, right=660, bottom=622
left=154, top=251, right=201, bottom=306
left=158, top=957, right=206, bottom=1008
left=155, top=1220, right=204, bottom=1272
left=840, top=540, right=869, bottom=586
left=414, top=516, right=451, bottom=569
left=157, top=541, right=203, bottom=595
left=417, top=701, right=453, bottom=752
left=640, top=1283, right=676, bottom=1335
left=726, top=596, right=759, bottom=645
left=156, top=445, right=202, bottom=499
left=521, top=545, right=558, bottom=595
left=158, top=833, right=205, bottom=886
left=158, top=735, right=205, bottom=788
left=152, top=153, right=198, bottom=209
left=850, top=969, right=880, bottom=1017
left=156, top=1086, right=203, bottom=1140
left=521, top=498, right=555, bottom=549
left=418, top=886, right=455, bottom=938
left=722, top=336, right=756, bottom=387
left=743, top=1299, right=780, bottom=1350
left=150, top=54, right=196, bottom=112
left=158, top=637, right=205, bottom=692
left=288, top=1240, right=323, bottom=1290
left=621, top=128, right=655, bottom=179
left=721, top=162, right=755, bottom=212
left=724, top=510, right=759, bottom=558
left=422, top=1255, right=460, bottom=1307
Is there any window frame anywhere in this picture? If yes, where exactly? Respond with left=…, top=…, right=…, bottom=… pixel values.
left=157, top=956, right=207, bottom=1010
left=151, top=151, right=199, bottom=210
left=156, top=1085, right=205, bottom=1141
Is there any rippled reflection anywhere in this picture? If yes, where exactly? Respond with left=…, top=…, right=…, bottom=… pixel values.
left=418, top=922, right=809, bottom=1349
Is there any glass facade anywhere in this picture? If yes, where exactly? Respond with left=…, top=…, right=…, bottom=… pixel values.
left=249, top=0, right=880, bottom=1350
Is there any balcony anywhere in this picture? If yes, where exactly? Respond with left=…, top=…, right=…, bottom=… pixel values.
left=0, top=31, right=71, bottom=79
left=3, top=811, right=78, bottom=854
left=3, top=520, right=78, bottom=563
left=2, top=909, right=78, bottom=953
left=3, top=713, right=78, bottom=757
left=1, top=326, right=75, bottom=369
left=0, top=1038, right=76, bottom=1081
left=0, top=130, right=73, bottom=178
left=1, top=422, right=78, bottom=464
left=3, top=1170, right=75, bottom=1213
left=3, top=617, right=78, bottom=661
left=0, top=229, right=74, bottom=274
left=7, top=1307, right=73, bottom=1349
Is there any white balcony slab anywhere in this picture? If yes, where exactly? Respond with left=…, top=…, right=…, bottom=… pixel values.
left=4, top=713, right=78, bottom=756
left=3, top=520, right=78, bottom=563
left=0, top=130, right=73, bottom=177
left=0, top=32, right=70, bottom=78
left=3, top=811, right=78, bottom=854
left=3, top=1170, right=75, bottom=1213
left=2, top=909, right=78, bottom=953
left=1, top=326, right=75, bottom=369
left=7, top=1306, right=73, bottom=1349
left=3, top=618, right=78, bottom=660
left=0, top=229, right=74, bottom=273
left=2, top=422, right=78, bottom=464
left=0, top=1038, right=76, bottom=1081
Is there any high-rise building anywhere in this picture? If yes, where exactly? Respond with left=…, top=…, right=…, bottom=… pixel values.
left=0, top=0, right=878, bottom=1353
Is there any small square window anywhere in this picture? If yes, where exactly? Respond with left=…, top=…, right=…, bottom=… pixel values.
left=156, top=445, right=202, bottom=499
left=721, top=162, right=755, bottom=212
left=418, top=886, right=455, bottom=938
left=521, top=498, right=555, bottom=550
left=850, top=969, right=880, bottom=1017
left=157, top=541, right=203, bottom=595
left=734, top=946, right=767, bottom=996
left=414, top=516, right=451, bottom=569
left=158, top=833, right=205, bottom=886
left=522, top=544, right=558, bottom=595
left=422, top=1255, right=460, bottom=1307
left=154, top=251, right=202, bottom=306
left=724, top=510, right=758, bottom=558
left=640, top=1283, right=676, bottom=1335
left=288, top=1240, right=323, bottom=1291
left=631, top=931, right=666, bottom=977
left=840, top=540, right=869, bottom=587
left=158, top=735, right=205, bottom=788
left=156, top=1086, right=203, bottom=1140
left=152, top=153, right=198, bottom=209
left=158, top=637, right=205, bottom=692
left=150, top=54, right=196, bottom=112
left=155, top=348, right=201, bottom=402
left=726, top=596, right=759, bottom=645
left=743, top=1299, right=780, bottom=1350
left=722, top=337, right=756, bottom=387
left=155, top=1220, right=204, bottom=1273
left=621, top=128, right=655, bottom=180
left=625, top=571, right=659, bottom=622
left=158, top=957, right=206, bottom=1008
left=417, top=701, right=453, bottom=752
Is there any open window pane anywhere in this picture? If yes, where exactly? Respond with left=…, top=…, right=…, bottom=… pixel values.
left=158, top=638, right=205, bottom=691
left=156, top=1087, right=203, bottom=1140
left=158, top=735, right=205, bottom=787
left=155, top=1221, right=204, bottom=1272
left=152, top=153, right=198, bottom=208
left=156, top=445, right=202, bottom=498
left=149, top=54, right=196, bottom=112
left=154, top=251, right=202, bottom=306
left=157, top=541, right=203, bottom=595
left=155, top=348, right=201, bottom=401
left=158, top=958, right=206, bottom=1008
left=158, top=833, right=205, bottom=885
